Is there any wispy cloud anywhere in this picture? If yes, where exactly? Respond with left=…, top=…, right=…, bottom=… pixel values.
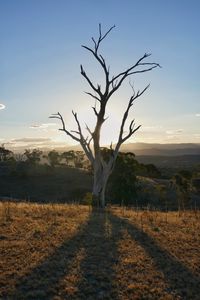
left=166, top=129, right=183, bottom=135
left=0, top=103, right=6, bottom=110
left=8, top=137, right=53, bottom=150
left=30, top=123, right=57, bottom=129
left=12, top=137, right=51, bottom=143
left=30, top=123, right=57, bottom=132
left=6, top=137, right=68, bottom=151
left=141, top=126, right=163, bottom=132
left=193, top=134, right=200, bottom=139
left=195, top=114, right=200, bottom=117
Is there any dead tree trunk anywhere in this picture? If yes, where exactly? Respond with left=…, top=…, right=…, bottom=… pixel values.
left=51, top=25, right=160, bottom=208
left=92, top=161, right=109, bottom=208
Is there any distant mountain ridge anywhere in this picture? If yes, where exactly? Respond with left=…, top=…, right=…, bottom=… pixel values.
left=119, top=143, right=200, bottom=156
left=33, top=143, right=200, bottom=156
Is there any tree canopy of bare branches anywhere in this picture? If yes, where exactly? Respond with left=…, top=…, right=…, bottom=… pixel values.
left=51, top=24, right=160, bottom=208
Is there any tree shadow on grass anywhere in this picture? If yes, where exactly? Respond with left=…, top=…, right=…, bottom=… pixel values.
left=74, top=211, right=122, bottom=300
left=10, top=211, right=122, bottom=300
left=110, top=213, right=200, bottom=299
left=8, top=210, right=200, bottom=299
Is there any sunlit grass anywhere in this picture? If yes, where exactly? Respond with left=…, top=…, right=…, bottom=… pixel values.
left=1, top=201, right=200, bottom=299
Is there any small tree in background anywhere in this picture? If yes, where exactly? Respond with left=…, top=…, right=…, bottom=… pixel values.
left=74, top=151, right=85, bottom=168
left=0, top=145, right=13, bottom=162
left=48, top=150, right=60, bottom=168
left=61, top=150, right=76, bottom=166
left=51, top=25, right=160, bottom=208
left=24, top=149, right=42, bottom=165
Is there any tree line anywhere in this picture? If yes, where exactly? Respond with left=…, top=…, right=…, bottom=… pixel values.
left=0, top=145, right=161, bottom=177
left=0, top=145, right=199, bottom=209
left=0, top=146, right=87, bottom=169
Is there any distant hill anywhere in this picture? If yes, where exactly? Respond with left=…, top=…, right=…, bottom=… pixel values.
left=58, top=143, right=200, bottom=171
left=136, top=155, right=200, bottom=170
left=119, top=143, right=200, bottom=156
left=11, top=142, right=200, bottom=156
left=62, top=142, right=200, bottom=156
left=119, top=143, right=200, bottom=171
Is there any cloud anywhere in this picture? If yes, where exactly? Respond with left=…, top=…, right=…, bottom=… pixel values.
left=0, top=103, right=6, bottom=110
left=30, top=123, right=58, bottom=132
left=193, top=134, right=200, bottom=139
left=166, top=129, right=183, bottom=135
left=30, top=123, right=57, bottom=129
left=8, top=137, right=54, bottom=150
left=195, top=114, right=200, bottom=117
left=141, top=126, right=163, bottom=132
left=5, top=137, right=68, bottom=151
left=12, top=137, right=51, bottom=143
left=166, top=135, right=182, bottom=141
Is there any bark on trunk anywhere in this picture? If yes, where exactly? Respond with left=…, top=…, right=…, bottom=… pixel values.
left=92, top=161, right=110, bottom=208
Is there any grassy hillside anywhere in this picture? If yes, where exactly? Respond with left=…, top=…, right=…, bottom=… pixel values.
left=0, top=167, right=92, bottom=203
left=1, top=202, right=200, bottom=299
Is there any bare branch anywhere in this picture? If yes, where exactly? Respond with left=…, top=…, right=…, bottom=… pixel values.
left=108, top=53, right=160, bottom=98
left=87, top=136, right=93, bottom=153
left=123, top=123, right=141, bottom=143
left=72, top=110, right=83, bottom=137
left=80, top=64, right=101, bottom=95
left=50, top=112, right=94, bottom=163
left=85, top=123, right=93, bottom=137
left=71, top=130, right=81, bottom=135
left=81, top=25, right=115, bottom=96
left=91, top=37, right=97, bottom=49
left=127, top=64, right=160, bottom=76
left=71, top=111, right=94, bottom=162
left=129, top=80, right=136, bottom=98
left=139, top=62, right=162, bottom=67
left=110, top=53, right=151, bottom=83
left=81, top=46, right=109, bottom=95
left=49, top=112, right=80, bottom=142
left=94, top=24, right=116, bottom=53
left=136, top=84, right=150, bottom=98
left=85, top=91, right=100, bottom=102
left=114, top=83, right=150, bottom=154
left=92, top=106, right=99, bottom=117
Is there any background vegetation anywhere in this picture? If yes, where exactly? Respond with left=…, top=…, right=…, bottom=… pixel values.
left=0, top=145, right=199, bottom=210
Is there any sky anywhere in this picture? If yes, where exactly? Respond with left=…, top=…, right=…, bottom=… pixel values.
left=0, top=0, right=200, bottom=151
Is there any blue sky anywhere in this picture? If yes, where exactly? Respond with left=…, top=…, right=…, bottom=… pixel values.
left=0, top=0, right=200, bottom=150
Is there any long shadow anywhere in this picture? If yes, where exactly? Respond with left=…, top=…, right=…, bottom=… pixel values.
left=8, top=215, right=91, bottom=299
left=74, top=211, right=122, bottom=299
left=111, top=213, right=200, bottom=299
left=7, top=211, right=199, bottom=299
left=9, top=211, right=122, bottom=299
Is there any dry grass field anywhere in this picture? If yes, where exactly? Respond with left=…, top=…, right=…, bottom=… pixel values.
left=0, top=201, right=200, bottom=299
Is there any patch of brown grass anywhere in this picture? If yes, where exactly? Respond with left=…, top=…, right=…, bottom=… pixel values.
left=0, top=201, right=89, bottom=298
left=112, top=207, right=200, bottom=299
left=0, top=202, right=200, bottom=299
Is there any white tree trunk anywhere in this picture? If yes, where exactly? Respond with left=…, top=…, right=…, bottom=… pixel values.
left=92, top=160, right=111, bottom=208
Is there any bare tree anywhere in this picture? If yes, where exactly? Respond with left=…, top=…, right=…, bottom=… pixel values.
left=51, top=25, right=160, bottom=208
